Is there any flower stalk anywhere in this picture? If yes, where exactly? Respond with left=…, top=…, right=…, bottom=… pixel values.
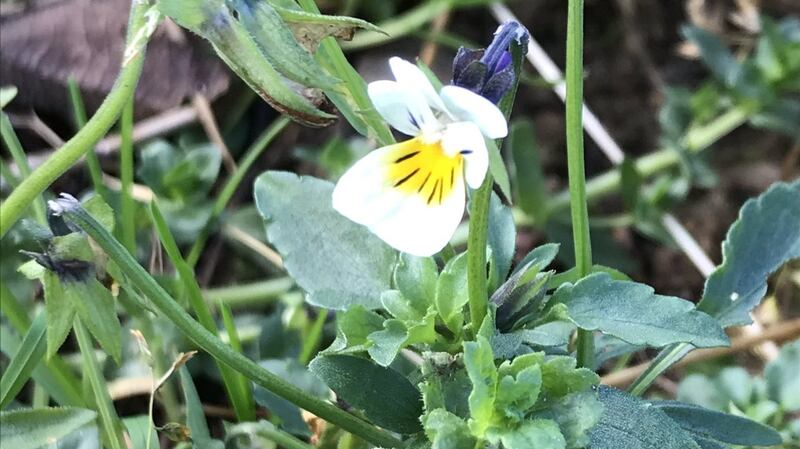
left=565, top=0, right=595, bottom=369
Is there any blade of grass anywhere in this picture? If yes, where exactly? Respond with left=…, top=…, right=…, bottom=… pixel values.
left=299, top=308, right=328, bottom=366
left=74, top=318, right=127, bottom=449
left=0, top=157, right=21, bottom=188
left=60, top=198, right=405, bottom=448
left=119, top=97, right=136, bottom=254
left=255, top=424, right=315, bottom=449
left=178, top=366, right=212, bottom=440
left=150, top=200, right=256, bottom=422
left=186, top=116, right=290, bottom=267
left=1, top=112, right=47, bottom=224
left=220, top=301, right=256, bottom=420
left=0, top=311, right=47, bottom=408
left=67, top=78, right=108, bottom=200
left=0, top=0, right=150, bottom=238
left=202, top=278, right=294, bottom=309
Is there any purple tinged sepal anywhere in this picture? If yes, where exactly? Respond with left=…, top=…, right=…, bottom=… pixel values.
left=451, top=21, right=530, bottom=104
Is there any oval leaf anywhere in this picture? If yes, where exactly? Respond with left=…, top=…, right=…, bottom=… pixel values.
left=254, top=171, right=396, bottom=310
left=652, top=401, right=782, bottom=446
left=0, top=407, right=97, bottom=447
left=309, top=354, right=422, bottom=434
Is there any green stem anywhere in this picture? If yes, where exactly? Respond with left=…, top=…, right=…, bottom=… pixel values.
left=120, top=97, right=136, bottom=254
left=299, top=308, right=328, bottom=366
left=62, top=203, right=405, bottom=448
left=256, top=425, right=315, bottom=449
left=220, top=301, right=257, bottom=421
left=466, top=175, right=493, bottom=334
left=565, top=0, right=594, bottom=369
left=627, top=343, right=691, bottom=396
left=203, top=278, right=294, bottom=309
left=74, top=318, right=127, bottom=449
left=0, top=0, right=150, bottom=238
left=546, top=104, right=753, bottom=217
left=151, top=201, right=255, bottom=422
left=1, top=112, right=47, bottom=224
left=67, top=78, right=107, bottom=199
left=341, top=0, right=452, bottom=51
left=186, top=117, right=291, bottom=267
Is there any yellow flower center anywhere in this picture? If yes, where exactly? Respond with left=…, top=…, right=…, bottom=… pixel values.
left=384, top=137, right=464, bottom=205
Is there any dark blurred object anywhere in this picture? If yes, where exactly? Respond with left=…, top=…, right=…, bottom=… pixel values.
left=0, top=0, right=230, bottom=119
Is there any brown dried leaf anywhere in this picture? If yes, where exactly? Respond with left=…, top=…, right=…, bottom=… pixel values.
left=0, top=0, right=230, bottom=118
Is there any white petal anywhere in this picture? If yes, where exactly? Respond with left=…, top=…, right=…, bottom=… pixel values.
left=440, top=85, right=508, bottom=139
left=389, top=57, right=447, bottom=113
left=442, top=122, right=489, bottom=189
left=368, top=80, right=436, bottom=136
left=333, top=143, right=466, bottom=257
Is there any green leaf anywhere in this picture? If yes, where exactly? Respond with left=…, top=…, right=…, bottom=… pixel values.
left=681, top=26, right=742, bottom=89
left=394, top=253, right=438, bottom=314
left=123, top=415, right=160, bottom=449
left=0, top=312, right=47, bottom=408
left=463, top=336, right=497, bottom=437
left=179, top=367, right=212, bottom=442
left=234, top=0, right=339, bottom=89
left=486, top=139, right=513, bottom=204
left=436, top=253, right=469, bottom=334
left=589, top=387, right=701, bottom=449
left=254, top=172, right=396, bottom=310
left=367, top=319, right=409, bottom=366
left=493, top=419, right=566, bottom=449
left=66, top=279, right=122, bottom=363
left=0, top=86, right=18, bottom=109
left=698, top=180, right=800, bottom=327
left=275, top=5, right=383, bottom=52
left=509, top=119, right=547, bottom=220
left=424, top=409, right=476, bottom=449
left=619, top=158, right=642, bottom=212
left=765, top=339, right=800, bottom=411
left=158, top=0, right=335, bottom=127
left=539, top=356, right=599, bottom=400
left=254, top=359, right=328, bottom=437
left=487, top=192, right=516, bottom=289
left=533, top=391, right=603, bottom=449
left=550, top=273, right=728, bottom=348
left=42, top=271, right=77, bottom=358
left=652, top=401, right=782, bottom=446
left=309, top=354, right=422, bottom=434
left=0, top=407, right=96, bottom=447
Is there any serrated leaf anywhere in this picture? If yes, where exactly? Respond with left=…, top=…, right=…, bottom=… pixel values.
left=550, top=273, right=728, bottom=348
left=698, top=180, right=800, bottom=327
left=368, top=319, right=408, bottom=366
left=254, top=172, right=396, bottom=310
left=327, top=305, right=384, bottom=353
left=0, top=312, right=47, bottom=408
left=492, top=419, right=566, bottom=449
left=682, top=26, right=742, bottom=89
left=0, top=407, right=96, bottom=447
left=463, top=336, right=497, bottom=437
left=533, top=390, right=603, bottom=449
left=436, top=253, right=469, bottom=334
left=309, top=354, right=422, bottom=434
left=589, top=386, right=701, bottom=449
left=652, top=401, right=782, bottom=446
left=275, top=6, right=383, bottom=52
left=424, top=409, right=476, bottom=449
left=539, top=356, right=599, bottom=400
left=765, top=339, right=800, bottom=411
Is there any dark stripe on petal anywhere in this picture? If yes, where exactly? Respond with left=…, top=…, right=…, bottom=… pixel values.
left=394, top=151, right=420, bottom=163
left=418, top=172, right=431, bottom=192
left=394, top=168, right=420, bottom=187
left=428, top=179, right=441, bottom=205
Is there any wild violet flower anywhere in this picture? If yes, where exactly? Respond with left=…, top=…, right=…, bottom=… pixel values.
left=452, top=21, right=530, bottom=104
left=332, top=57, right=507, bottom=257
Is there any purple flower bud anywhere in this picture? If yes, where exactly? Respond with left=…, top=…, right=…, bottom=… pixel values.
left=451, top=21, right=530, bottom=104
